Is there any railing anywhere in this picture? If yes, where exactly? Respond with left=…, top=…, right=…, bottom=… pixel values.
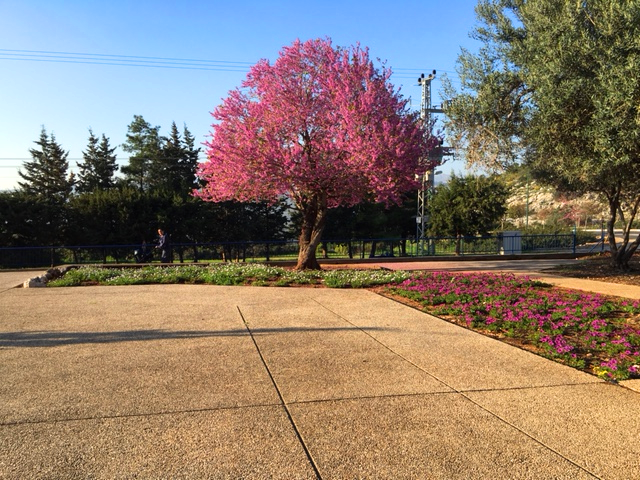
left=0, top=231, right=587, bottom=269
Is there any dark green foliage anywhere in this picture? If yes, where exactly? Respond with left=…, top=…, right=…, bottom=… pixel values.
left=15, top=128, right=74, bottom=245
left=0, top=190, right=61, bottom=246
left=68, top=188, right=155, bottom=246
left=76, top=130, right=119, bottom=194
left=321, top=195, right=415, bottom=240
left=318, top=195, right=416, bottom=257
left=18, top=127, right=74, bottom=204
left=63, top=190, right=291, bottom=252
left=120, top=116, right=200, bottom=198
left=170, top=124, right=200, bottom=196
left=149, top=122, right=201, bottom=197
left=429, top=174, right=509, bottom=254
left=120, top=115, right=162, bottom=191
left=1, top=117, right=293, bottom=249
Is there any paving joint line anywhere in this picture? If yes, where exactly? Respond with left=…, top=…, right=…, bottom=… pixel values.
left=236, top=305, right=323, bottom=480
left=313, top=295, right=602, bottom=479
left=282, top=381, right=605, bottom=408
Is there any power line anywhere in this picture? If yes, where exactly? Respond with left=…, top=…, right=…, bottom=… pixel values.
left=0, top=56, right=251, bottom=72
left=0, top=48, right=460, bottom=81
left=0, top=48, right=255, bottom=66
left=0, top=49, right=255, bottom=72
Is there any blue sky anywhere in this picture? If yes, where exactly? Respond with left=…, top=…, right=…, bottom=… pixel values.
left=0, top=0, right=481, bottom=191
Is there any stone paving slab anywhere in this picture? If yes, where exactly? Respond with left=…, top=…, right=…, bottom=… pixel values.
left=621, top=378, right=640, bottom=392
left=238, top=290, right=453, bottom=402
left=309, top=289, right=602, bottom=391
left=0, top=286, right=280, bottom=424
left=530, top=274, right=640, bottom=301
left=289, top=394, right=596, bottom=479
left=0, top=270, right=44, bottom=290
left=466, top=383, right=640, bottom=480
left=375, top=258, right=578, bottom=273
left=0, top=336, right=279, bottom=424
left=1, top=406, right=317, bottom=479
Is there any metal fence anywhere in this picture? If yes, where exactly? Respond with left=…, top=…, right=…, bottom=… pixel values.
left=0, top=231, right=585, bottom=269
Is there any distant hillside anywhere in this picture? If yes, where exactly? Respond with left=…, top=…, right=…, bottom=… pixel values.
left=503, top=175, right=608, bottom=229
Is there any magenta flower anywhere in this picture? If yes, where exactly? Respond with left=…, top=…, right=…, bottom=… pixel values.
left=389, top=271, right=640, bottom=381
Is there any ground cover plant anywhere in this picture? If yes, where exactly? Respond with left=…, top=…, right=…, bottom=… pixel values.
left=47, top=264, right=640, bottom=381
left=47, top=264, right=411, bottom=289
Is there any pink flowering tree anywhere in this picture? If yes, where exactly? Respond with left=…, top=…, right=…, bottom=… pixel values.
left=196, top=38, right=438, bottom=269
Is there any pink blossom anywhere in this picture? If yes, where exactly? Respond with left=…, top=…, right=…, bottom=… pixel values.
left=195, top=38, right=439, bottom=269
left=389, top=271, right=640, bottom=380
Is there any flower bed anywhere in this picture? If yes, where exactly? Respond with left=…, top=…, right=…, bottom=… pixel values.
left=386, top=271, right=640, bottom=381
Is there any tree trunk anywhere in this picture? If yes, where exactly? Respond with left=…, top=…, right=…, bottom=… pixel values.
left=611, top=247, right=634, bottom=271
left=295, top=193, right=327, bottom=270
left=609, top=226, right=640, bottom=271
left=605, top=188, right=640, bottom=271
left=297, top=240, right=321, bottom=270
left=369, top=241, right=377, bottom=258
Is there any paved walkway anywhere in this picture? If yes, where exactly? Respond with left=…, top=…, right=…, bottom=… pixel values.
left=1, top=263, right=639, bottom=478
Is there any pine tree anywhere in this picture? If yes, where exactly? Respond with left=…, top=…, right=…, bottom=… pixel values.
left=151, top=122, right=200, bottom=196
left=76, top=129, right=118, bottom=194
left=153, top=121, right=183, bottom=193
left=180, top=124, right=200, bottom=194
left=18, top=127, right=74, bottom=203
left=121, top=115, right=161, bottom=191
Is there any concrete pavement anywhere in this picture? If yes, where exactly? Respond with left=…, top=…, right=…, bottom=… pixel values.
left=1, top=265, right=640, bottom=478
left=0, top=270, right=46, bottom=291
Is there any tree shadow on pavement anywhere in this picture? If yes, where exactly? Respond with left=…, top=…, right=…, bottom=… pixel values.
left=0, top=326, right=390, bottom=348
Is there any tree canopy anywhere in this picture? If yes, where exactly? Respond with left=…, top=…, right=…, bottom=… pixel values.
left=197, top=37, right=437, bottom=269
left=429, top=173, right=509, bottom=254
left=18, top=127, right=74, bottom=203
left=76, top=129, right=119, bottom=194
left=120, top=115, right=162, bottom=191
left=443, top=0, right=640, bottom=269
left=154, top=122, right=201, bottom=196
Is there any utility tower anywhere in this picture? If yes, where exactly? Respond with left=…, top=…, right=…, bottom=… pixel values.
left=415, top=70, right=442, bottom=255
